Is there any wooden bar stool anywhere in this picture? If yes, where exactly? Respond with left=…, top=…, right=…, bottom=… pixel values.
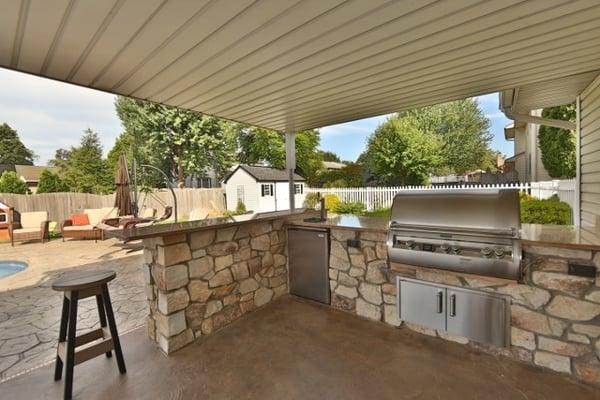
left=52, top=270, right=126, bottom=400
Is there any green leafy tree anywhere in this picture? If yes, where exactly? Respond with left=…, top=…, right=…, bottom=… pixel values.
left=365, top=116, right=442, bottom=185
left=235, top=125, right=323, bottom=185
left=314, top=162, right=364, bottom=187
left=401, top=99, right=493, bottom=174
left=319, top=150, right=341, bottom=162
left=114, top=96, right=237, bottom=188
left=53, top=129, right=114, bottom=194
left=36, top=169, right=68, bottom=193
left=0, top=171, right=30, bottom=194
left=538, top=105, right=576, bottom=178
left=0, top=123, right=36, bottom=165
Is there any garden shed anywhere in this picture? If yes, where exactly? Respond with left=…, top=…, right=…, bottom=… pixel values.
left=222, top=164, right=306, bottom=213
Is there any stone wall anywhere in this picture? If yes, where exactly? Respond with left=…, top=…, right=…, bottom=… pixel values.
left=142, top=219, right=287, bottom=353
left=328, top=228, right=600, bottom=386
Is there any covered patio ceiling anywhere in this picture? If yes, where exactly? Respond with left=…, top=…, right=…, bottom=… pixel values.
left=2, top=0, right=600, bottom=132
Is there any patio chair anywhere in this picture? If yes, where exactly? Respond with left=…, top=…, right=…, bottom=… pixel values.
left=9, top=211, right=50, bottom=246
left=61, top=207, right=118, bottom=242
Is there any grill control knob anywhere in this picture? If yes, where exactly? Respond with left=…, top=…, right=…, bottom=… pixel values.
left=481, top=247, right=493, bottom=258
left=494, top=248, right=505, bottom=258
left=450, top=245, right=460, bottom=254
left=440, top=243, right=451, bottom=253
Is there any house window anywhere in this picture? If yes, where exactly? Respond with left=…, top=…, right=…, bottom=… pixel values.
left=236, top=185, right=245, bottom=203
left=261, top=184, right=273, bottom=196
left=294, top=183, right=303, bottom=194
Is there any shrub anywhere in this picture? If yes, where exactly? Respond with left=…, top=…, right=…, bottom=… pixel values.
left=0, top=171, right=30, bottom=194
left=303, top=192, right=320, bottom=208
left=334, top=201, right=366, bottom=215
left=235, top=200, right=247, bottom=214
left=37, top=169, right=68, bottom=193
left=323, top=193, right=340, bottom=211
left=365, top=207, right=391, bottom=218
left=520, top=193, right=571, bottom=225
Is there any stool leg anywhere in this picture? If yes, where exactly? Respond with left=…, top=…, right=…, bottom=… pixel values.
left=101, top=284, right=126, bottom=374
left=64, top=291, right=79, bottom=400
left=54, top=296, right=70, bottom=381
left=95, top=294, right=112, bottom=358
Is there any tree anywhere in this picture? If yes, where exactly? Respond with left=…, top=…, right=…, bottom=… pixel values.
left=365, top=116, right=442, bottom=185
left=400, top=99, right=493, bottom=174
left=538, top=105, right=576, bottom=178
left=235, top=125, right=323, bottom=185
left=314, top=162, right=364, bottom=187
left=0, top=171, right=30, bottom=194
left=114, top=96, right=237, bottom=188
left=53, top=129, right=113, bottom=194
left=37, top=169, right=68, bottom=193
left=319, top=150, right=341, bottom=162
left=0, top=123, right=36, bottom=165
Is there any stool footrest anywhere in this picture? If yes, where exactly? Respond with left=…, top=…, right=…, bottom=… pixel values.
left=57, top=328, right=114, bottom=366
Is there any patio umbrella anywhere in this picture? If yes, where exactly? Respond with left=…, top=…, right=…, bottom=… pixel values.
left=114, top=154, right=133, bottom=216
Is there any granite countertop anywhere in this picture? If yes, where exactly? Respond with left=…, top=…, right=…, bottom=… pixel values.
left=105, top=209, right=313, bottom=241
left=520, top=223, right=600, bottom=250
left=287, top=214, right=389, bottom=232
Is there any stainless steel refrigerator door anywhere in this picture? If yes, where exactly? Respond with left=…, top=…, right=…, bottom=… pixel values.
left=399, top=279, right=446, bottom=331
left=288, top=228, right=330, bottom=304
left=446, top=289, right=509, bottom=347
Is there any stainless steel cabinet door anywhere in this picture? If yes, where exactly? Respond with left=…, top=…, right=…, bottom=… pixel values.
left=446, top=289, right=508, bottom=347
left=288, top=228, right=330, bottom=304
left=399, top=280, right=446, bottom=331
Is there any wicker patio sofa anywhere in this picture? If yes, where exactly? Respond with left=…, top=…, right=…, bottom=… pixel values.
left=61, top=207, right=118, bottom=241
left=9, top=211, right=50, bottom=246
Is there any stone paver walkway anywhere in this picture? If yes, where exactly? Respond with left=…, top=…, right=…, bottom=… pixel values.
left=0, top=239, right=145, bottom=380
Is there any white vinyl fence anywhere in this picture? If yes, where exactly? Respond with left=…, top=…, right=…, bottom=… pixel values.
left=308, top=179, right=576, bottom=213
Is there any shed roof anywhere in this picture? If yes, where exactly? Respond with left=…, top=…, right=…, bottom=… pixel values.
left=2, top=1, right=600, bottom=132
left=223, top=165, right=305, bottom=184
left=14, top=165, right=59, bottom=183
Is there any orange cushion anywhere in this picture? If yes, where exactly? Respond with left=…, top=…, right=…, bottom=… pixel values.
left=71, top=213, right=90, bottom=226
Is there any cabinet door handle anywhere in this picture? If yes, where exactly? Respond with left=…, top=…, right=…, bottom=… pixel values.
left=436, top=290, right=443, bottom=314
left=449, top=294, right=456, bottom=317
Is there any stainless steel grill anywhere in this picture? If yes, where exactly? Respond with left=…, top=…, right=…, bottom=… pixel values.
left=387, top=189, right=522, bottom=280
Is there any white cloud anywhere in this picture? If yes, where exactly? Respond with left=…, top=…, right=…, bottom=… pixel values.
left=0, top=68, right=122, bottom=165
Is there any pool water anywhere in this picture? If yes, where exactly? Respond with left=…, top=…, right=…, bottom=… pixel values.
left=0, top=261, right=28, bottom=279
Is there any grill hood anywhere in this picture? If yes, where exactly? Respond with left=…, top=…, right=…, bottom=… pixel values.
left=390, top=189, right=521, bottom=237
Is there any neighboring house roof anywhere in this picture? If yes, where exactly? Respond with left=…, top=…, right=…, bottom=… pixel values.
left=222, top=164, right=305, bottom=184
left=323, top=161, right=347, bottom=170
left=504, top=152, right=526, bottom=162
left=0, top=164, right=17, bottom=175
left=14, top=165, right=59, bottom=183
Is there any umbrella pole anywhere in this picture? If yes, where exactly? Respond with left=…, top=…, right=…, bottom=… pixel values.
left=133, top=158, right=138, bottom=218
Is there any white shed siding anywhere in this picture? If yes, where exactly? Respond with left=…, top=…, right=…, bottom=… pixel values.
left=224, top=169, right=260, bottom=212
left=259, top=183, right=277, bottom=213
left=580, top=73, right=600, bottom=228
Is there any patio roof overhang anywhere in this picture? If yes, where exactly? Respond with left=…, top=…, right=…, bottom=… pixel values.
left=1, top=0, right=600, bottom=133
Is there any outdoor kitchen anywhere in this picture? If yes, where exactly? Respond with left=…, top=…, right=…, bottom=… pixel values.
left=112, top=189, right=600, bottom=388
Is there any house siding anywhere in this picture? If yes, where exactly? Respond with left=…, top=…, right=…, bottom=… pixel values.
left=579, top=73, right=600, bottom=229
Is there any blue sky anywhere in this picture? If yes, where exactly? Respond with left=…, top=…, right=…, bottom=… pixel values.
left=0, top=68, right=513, bottom=165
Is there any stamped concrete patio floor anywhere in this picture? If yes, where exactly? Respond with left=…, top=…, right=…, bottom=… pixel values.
left=0, top=239, right=145, bottom=380
left=1, top=297, right=598, bottom=400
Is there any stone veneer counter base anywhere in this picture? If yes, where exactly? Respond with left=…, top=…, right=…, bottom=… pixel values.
left=132, top=212, right=600, bottom=387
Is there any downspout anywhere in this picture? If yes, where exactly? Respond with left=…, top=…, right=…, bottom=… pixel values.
left=285, top=130, right=296, bottom=211
left=575, top=96, right=581, bottom=226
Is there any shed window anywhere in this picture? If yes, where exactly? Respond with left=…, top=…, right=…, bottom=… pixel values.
left=294, top=183, right=303, bottom=194
left=236, top=185, right=245, bottom=203
left=261, top=184, right=273, bottom=196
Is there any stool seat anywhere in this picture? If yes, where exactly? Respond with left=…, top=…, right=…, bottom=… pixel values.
left=52, top=269, right=125, bottom=400
left=52, top=270, right=116, bottom=291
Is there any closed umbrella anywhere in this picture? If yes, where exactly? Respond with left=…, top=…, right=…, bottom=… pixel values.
left=114, top=154, right=133, bottom=216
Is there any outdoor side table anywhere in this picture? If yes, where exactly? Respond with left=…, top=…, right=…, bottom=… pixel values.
left=51, top=269, right=126, bottom=400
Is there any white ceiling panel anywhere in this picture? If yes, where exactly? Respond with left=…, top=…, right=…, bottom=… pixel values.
left=1, top=0, right=600, bottom=132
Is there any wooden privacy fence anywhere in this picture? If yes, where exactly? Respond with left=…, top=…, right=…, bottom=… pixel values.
left=308, top=180, right=577, bottom=214
left=0, top=188, right=225, bottom=223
